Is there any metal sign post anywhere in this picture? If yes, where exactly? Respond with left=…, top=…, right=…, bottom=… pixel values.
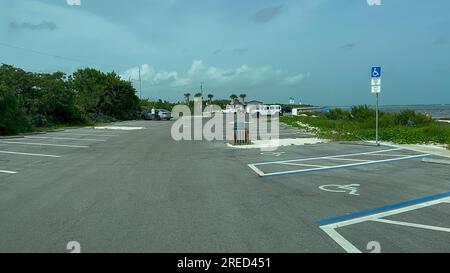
left=376, top=92, right=379, bottom=146
left=371, top=67, right=382, bottom=146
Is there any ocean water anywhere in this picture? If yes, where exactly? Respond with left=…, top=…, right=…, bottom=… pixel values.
left=338, top=104, right=450, bottom=118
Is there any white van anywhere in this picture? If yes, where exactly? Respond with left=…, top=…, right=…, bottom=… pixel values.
left=259, top=105, right=281, bottom=116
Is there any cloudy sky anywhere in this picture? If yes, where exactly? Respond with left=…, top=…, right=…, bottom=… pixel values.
left=1, top=0, right=449, bottom=105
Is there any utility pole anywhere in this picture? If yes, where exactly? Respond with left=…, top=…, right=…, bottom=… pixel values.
left=139, top=66, right=142, bottom=99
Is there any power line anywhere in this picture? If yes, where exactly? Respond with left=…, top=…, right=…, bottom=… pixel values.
left=0, top=41, right=131, bottom=70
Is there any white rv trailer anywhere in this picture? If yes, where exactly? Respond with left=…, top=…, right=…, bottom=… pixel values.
left=246, top=104, right=282, bottom=116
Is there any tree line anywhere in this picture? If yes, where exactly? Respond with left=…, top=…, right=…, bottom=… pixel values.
left=0, top=64, right=140, bottom=135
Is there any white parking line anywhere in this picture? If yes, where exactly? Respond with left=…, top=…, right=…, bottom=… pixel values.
left=319, top=195, right=450, bottom=253
left=328, top=158, right=371, bottom=162
left=371, top=218, right=450, bottom=233
left=253, top=148, right=403, bottom=166
left=278, top=162, right=329, bottom=168
left=248, top=164, right=265, bottom=176
left=63, top=129, right=130, bottom=134
left=1, top=141, right=88, bottom=148
left=248, top=148, right=430, bottom=177
left=0, top=170, right=17, bottom=174
left=48, top=132, right=118, bottom=137
left=365, top=153, right=418, bottom=157
left=24, top=136, right=106, bottom=142
left=94, top=126, right=144, bottom=131
left=0, top=150, right=60, bottom=158
left=319, top=226, right=361, bottom=253
left=250, top=154, right=430, bottom=177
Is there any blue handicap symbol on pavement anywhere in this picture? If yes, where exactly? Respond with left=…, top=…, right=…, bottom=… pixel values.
left=371, top=67, right=382, bottom=78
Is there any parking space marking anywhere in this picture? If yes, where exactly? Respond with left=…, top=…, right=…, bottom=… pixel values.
left=0, top=150, right=60, bottom=158
left=317, top=191, right=450, bottom=253
left=370, top=218, right=450, bottom=233
left=61, top=130, right=123, bottom=135
left=319, top=226, right=361, bottom=253
left=248, top=164, right=266, bottom=177
left=278, top=162, right=329, bottom=168
left=0, top=170, right=17, bottom=174
left=248, top=148, right=431, bottom=177
left=367, top=153, right=418, bottom=157
left=328, top=158, right=371, bottom=162
left=48, top=132, right=118, bottom=137
left=1, top=141, right=89, bottom=148
left=24, top=136, right=106, bottom=142
left=93, top=126, right=144, bottom=131
left=252, top=148, right=403, bottom=166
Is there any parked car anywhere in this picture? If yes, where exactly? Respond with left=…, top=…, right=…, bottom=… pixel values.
left=222, top=105, right=244, bottom=114
left=142, top=109, right=172, bottom=120
left=157, top=109, right=172, bottom=120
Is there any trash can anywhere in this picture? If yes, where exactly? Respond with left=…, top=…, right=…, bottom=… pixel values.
left=231, top=122, right=251, bottom=145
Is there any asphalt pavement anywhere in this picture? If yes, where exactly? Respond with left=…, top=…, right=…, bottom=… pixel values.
left=0, top=119, right=449, bottom=253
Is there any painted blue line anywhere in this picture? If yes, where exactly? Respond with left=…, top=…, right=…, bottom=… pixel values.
left=317, top=191, right=450, bottom=226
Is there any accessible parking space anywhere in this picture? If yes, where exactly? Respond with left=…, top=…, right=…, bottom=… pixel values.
left=224, top=141, right=450, bottom=252
left=318, top=193, right=450, bottom=253
left=248, top=147, right=431, bottom=177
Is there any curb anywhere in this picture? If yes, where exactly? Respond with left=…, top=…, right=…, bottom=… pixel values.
left=422, top=158, right=450, bottom=165
left=0, top=136, right=25, bottom=140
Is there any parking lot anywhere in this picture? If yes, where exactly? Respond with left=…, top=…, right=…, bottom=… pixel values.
left=0, top=119, right=449, bottom=252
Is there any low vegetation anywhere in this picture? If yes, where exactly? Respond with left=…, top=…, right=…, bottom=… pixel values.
left=139, top=99, right=178, bottom=112
left=281, top=105, right=450, bottom=149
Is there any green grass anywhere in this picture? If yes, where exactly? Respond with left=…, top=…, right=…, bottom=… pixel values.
left=281, top=109, right=450, bottom=149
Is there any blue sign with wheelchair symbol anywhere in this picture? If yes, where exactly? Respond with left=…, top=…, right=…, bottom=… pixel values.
left=371, top=67, right=381, bottom=78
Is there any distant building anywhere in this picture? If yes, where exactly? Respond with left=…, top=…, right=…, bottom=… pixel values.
left=246, top=100, right=264, bottom=106
left=244, top=100, right=263, bottom=113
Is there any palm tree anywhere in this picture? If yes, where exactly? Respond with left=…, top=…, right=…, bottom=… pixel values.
left=207, top=94, right=214, bottom=105
left=184, top=93, right=191, bottom=105
left=194, top=92, right=202, bottom=98
left=239, top=93, right=247, bottom=105
left=230, top=94, right=238, bottom=105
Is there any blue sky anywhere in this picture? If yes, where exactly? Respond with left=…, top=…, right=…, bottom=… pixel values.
left=0, top=0, right=449, bottom=105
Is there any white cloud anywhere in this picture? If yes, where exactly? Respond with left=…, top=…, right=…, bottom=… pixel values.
left=281, top=73, right=308, bottom=85
left=121, top=61, right=308, bottom=90
left=121, top=64, right=189, bottom=87
left=188, top=60, right=205, bottom=76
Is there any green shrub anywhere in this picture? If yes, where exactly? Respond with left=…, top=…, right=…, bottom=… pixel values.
left=0, top=64, right=141, bottom=134
left=281, top=110, right=450, bottom=146
left=0, top=84, right=30, bottom=135
left=379, top=112, right=396, bottom=128
left=350, top=105, right=376, bottom=122
left=394, top=109, right=433, bottom=127
left=325, top=108, right=348, bottom=120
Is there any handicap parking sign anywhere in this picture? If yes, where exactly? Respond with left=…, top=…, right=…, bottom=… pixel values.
left=371, top=67, right=381, bottom=78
